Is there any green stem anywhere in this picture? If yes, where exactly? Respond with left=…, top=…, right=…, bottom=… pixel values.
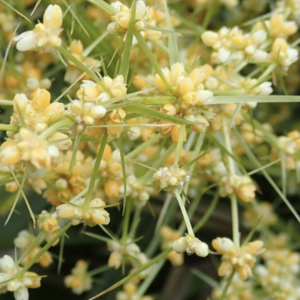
left=39, top=118, right=73, bottom=139
left=154, top=193, right=172, bottom=234
left=255, top=63, right=276, bottom=86
left=202, top=1, right=218, bottom=29
left=210, top=89, right=246, bottom=95
left=210, top=95, right=300, bottom=106
left=194, top=193, right=220, bottom=232
left=179, top=191, right=202, bottom=235
left=281, top=151, right=287, bottom=197
left=89, top=265, right=111, bottom=277
left=134, top=32, right=173, bottom=94
left=230, top=194, right=240, bottom=247
left=87, top=0, right=117, bottom=14
left=119, top=0, right=136, bottom=81
left=219, top=271, right=235, bottom=300
left=174, top=189, right=194, bottom=236
left=174, top=125, right=186, bottom=165
left=0, top=100, right=13, bottom=106
left=183, top=133, right=204, bottom=196
left=222, top=117, right=240, bottom=248
left=146, top=200, right=177, bottom=257
left=129, top=207, right=141, bottom=239
left=0, top=124, right=18, bottom=132
left=121, top=198, right=132, bottom=242
left=84, top=133, right=108, bottom=207
left=137, top=260, right=165, bottom=297
left=141, top=96, right=176, bottom=105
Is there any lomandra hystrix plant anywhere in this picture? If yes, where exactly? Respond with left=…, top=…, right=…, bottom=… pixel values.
left=1, top=0, right=300, bottom=299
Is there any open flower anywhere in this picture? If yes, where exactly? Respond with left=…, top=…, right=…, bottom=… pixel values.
left=77, top=76, right=127, bottom=103
left=212, top=237, right=264, bottom=280
left=14, top=5, right=63, bottom=52
left=37, top=211, right=60, bottom=244
left=0, top=255, right=41, bottom=300
left=153, top=165, right=189, bottom=195
left=272, top=38, right=298, bottom=71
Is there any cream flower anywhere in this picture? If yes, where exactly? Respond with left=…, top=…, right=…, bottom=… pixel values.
left=66, top=100, right=107, bottom=126
left=108, top=1, right=148, bottom=34
left=0, top=255, right=41, bottom=300
left=37, top=210, right=60, bottom=244
left=119, top=174, right=151, bottom=208
left=14, top=5, right=63, bottom=52
left=56, top=197, right=110, bottom=227
left=77, top=76, right=127, bottom=103
left=153, top=165, right=189, bottom=195
left=220, top=174, right=257, bottom=202
left=172, top=234, right=209, bottom=258
left=0, top=128, right=64, bottom=171
left=10, top=90, right=65, bottom=134
left=65, top=260, right=92, bottom=295
left=107, top=240, right=141, bottom=269
left=272, top=38, right=298, bottom=71
left=212, top=237, right=264, bottom=280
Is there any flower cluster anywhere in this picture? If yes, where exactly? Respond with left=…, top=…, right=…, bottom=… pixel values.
left=0, top=255, right=41, bottom=300
left=212, top=237, right=264, bottom=280
left=43, top=150, right=93, bottom=206
left=153, top=164, right=189, bottom=195
left=107, top=239, right=149, bottom=274
left=70, top=76, right=127, bottom=138
left=256, top=237, right=300, bottom=300
left=1, top=1, right=300, bottom=300
left=172, top=234, right=209, bottom=258
left=202, top=14, right=299, bottom=70
left=14, top=5, right=63, bottom=52
left=220, top=174, right=257, bottom=202
left=151, top=63, right=215, bottom=134
left=270, top=130, right=300, bottom=170
left=37, top=210, right=61, bottom=243
left=56, top=197, right=110, bottom=227
left=65, top=260, right=92, bottom=295
left=107, top=0, right=162, bottom=42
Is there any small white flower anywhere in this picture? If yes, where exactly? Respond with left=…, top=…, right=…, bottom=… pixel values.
left=14, top=5, right=63, bottom=53
left=217, top=47, right=231, bottom=63
left=172, top=235, right=209, bottom=258
left=0, top=255, right=41, bottom=300
left=153, top=165, right=189, bottom=195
